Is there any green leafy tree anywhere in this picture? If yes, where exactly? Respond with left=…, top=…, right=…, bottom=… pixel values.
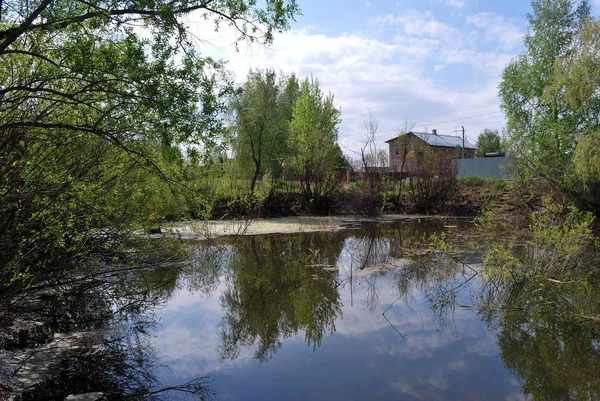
left=233, top=69, right=281, bottom=193
left=548, top=18, right=600, bottom=210
left=232, top=70, right=299, bottom=192
left=475, top=128, right=503, bottom=157
left=275, top=72, right=301, bottom=177
left=288, top=76, right=342, bottom=207
left=0, top=0, right=299, bottom=287
left=499, top=0, right=590, bottom=178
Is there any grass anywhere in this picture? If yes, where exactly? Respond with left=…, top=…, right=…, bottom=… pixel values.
left=458, top=177, right=506, bottom=187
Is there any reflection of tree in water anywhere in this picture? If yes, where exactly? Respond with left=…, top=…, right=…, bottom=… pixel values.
left=20, top=334, right=214, bottom=401
left=1, top=261, right=215, bottom=400
left=182, top=244, right=233, bottom=295
left=484, top=278, right=600, bottom=401
left=334, top=220, right=478, bottom=315
left=218, top=233, right=343, bottom=362
left=341, top=233, right=393, bottom=311
left=393, top=229, right=600, bottom=400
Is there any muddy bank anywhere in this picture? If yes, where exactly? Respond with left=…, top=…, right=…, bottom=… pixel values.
left=206, top=182, right=490, bottom=221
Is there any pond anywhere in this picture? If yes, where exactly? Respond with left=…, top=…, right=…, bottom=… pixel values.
left=4, top=218, right=600, bottom=400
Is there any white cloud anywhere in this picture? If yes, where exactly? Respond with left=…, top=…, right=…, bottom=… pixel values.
left=466, top=12, right=524, bottom=50
left=182, top=8, right=511, bottom=154
left=371, top=10, right=460, bottom=42
left=444, top=0, right=468, bottom=8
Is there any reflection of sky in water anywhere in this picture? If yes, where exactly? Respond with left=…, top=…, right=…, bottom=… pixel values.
left=153, top=229, right=524, bottom=401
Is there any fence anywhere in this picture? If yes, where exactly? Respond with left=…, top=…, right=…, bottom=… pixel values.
left=454, top=157, right=514, bottom=179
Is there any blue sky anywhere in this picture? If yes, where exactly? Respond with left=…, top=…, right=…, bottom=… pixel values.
left=186, top=0, right=600, bottom=155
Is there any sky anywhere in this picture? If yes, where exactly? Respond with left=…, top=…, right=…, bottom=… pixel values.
left=183, top=0, right=600, bottom=157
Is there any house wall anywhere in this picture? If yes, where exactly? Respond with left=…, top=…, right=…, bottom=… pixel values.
left=388, top=133, right=430, bottom=173
left=388, top=133, right=475, bottom=174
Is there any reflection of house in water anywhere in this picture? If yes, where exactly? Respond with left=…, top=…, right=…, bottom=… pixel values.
left=386, top=129, right=476, bottom=174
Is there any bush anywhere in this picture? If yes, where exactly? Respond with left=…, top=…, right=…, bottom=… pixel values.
left=480, top=198, right=598, bottom=282
left=406, top=153, right=458, bottom=214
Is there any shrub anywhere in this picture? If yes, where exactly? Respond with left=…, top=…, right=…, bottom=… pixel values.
left=406, top=153, right=458, bottom=213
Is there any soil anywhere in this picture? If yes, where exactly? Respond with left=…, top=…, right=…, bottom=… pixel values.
left=204, top=179, right=530, bottom=221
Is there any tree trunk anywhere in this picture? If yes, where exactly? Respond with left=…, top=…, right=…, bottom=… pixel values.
left=250, top=158, right=261, bottom=193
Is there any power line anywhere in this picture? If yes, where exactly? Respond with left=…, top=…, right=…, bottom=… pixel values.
left=437, top=119, right=507, bottom=133
left=416, top=111, right=503, bottom=129
left=357, top=111, right=504, bottom=137
left=342, top=118, right=507, bottom=142
left=339, top=143, right=362, bottom=157
left=340, top=121, right=508, bottom=156
left=417, top=103, right=500, bottom=119
left=359, top=105, right=502, bottom=131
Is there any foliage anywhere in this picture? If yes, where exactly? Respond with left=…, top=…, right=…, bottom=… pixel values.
left=218, top=235, right=342, bottom=362
left=499, top=0, right=590, bottom=176
left=288, top=76, right=342, bottom=210
left=499, top=0, right=600, bottom=212
left=495, top=280, right=600, bottom=401
left=405, top=148, right=458, bottom=214
left=0, top=0, right=299, bottom=288
left=231, top=70, right=299, bottom=193
left=548, top=18, right=600, bottom=210
left=475, top=128, right=502, bottom=157
left=479, top=198, right=597, bottom=282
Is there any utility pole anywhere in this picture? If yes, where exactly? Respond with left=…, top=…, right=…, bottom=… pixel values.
left=461, top=126, right=465, bottom=159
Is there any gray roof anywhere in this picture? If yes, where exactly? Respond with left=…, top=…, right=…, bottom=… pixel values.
left=387, top=132, right=476, bottom=150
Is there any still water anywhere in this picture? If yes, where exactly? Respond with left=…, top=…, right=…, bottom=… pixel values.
left=8, top=218, right=600, bottom=400
left=152, top=219, right=518, bottom=400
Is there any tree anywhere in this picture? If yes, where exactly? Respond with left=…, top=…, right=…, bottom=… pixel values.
left=499, top=0, right=600, bottom=212
left=232, top=70, right=299, bottom=192
left=232, top=69, right=280, bottom=193
left=549, top=18, right=600, bottom=209
left=0, top=0, right=299, bottom=287
left=288, top=76, right=342, bottom=207
left=275, top=72, right=301, bottom=177
left=499, top=0, right=590, bottom=178
left=356, top=113, right=393, bottom=216
left=476, top=128, right=502, bottom=157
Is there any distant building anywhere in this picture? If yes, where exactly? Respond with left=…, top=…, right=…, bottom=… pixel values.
left=385, top=129, right=476, bottom=173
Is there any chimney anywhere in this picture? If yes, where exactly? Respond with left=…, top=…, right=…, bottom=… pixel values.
left=432, top=129, right=437, bottom=135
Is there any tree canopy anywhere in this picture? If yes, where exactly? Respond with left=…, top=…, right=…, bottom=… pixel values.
left=0, top=0, right=299, bottom=286
left=288, top=76, right=342, bottom=205
left=476, top=128, right=503, bottom=157
left=499, top=0, right=590, bottom=174
left=498, top=0, right=600, bottom=212
left=231, top=69, right=299, bottom=192
left=1, top=0, right=299, bottom=158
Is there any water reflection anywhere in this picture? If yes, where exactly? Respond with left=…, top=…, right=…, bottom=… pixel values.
left=1, top=260, right=214, bottom=400
left=218, top=234, right=343, bottom=362
left=483, top=278, right=600, bottom=401
left=3, top=219, right=600, bottom=400
left=152, top=220, right=524, bottom=400
left=200, top=220, right=600, bottom=400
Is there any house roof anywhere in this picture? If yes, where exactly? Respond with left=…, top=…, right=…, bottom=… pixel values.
left=386, top=132, right=477, bottom=150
